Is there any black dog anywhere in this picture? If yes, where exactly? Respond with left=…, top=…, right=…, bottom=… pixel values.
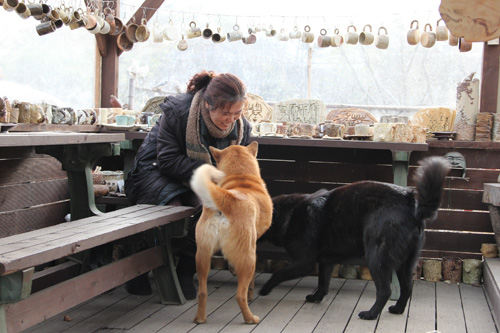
left=259, top=157, right=450, bottom=320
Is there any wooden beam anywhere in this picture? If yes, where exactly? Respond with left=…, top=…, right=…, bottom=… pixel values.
left=126, top=0, right=165, bottom=25
left=480, top=42, right=500, bottom=113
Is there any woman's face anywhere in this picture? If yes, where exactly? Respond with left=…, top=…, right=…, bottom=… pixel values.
left=208, top=100, right=244, bottom=130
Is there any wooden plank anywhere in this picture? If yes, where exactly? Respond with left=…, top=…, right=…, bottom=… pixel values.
left=344, top=281, right=379, bottom=333
left=461, top=283, right=497, bottom=332
left=480, top=43, right=500, bottom=114
left=314, top=279, right=367, bottom=333
left=160, top=274, right=238, bottom=332
left=421, top=250, right=482, bottom=260
left=127, top=270, right=233, bottom=332
left=484, top=258, right=500, bottom=328
left=0, top=132, right=125, bottom=147
left=250, top=277, right=311, bottom=333
left=429, top=210, right=492, bottom=233
left=31, top=261, right=80, bottom=293
left=0, top=205, right=194, bottom=274
left=2, top=246, right=165, bottom=332
left=405, top=280, right=436, bottom=333
left=423, top=230, right=495, bottom=254
left=0, top=202, right=70, bottom=238
left=24, top=284, right=132, bottom=332
left=220, top=273, right=302, bottom=333
left=484, top=183, right=500, bottom=206
left=0, top=157, right=66, bottom=186
left=0, top=146, right=38, bottom=159
left=8, top=124, right=102, bottom=133
left=436, top=282, right=466, bottom=333
left=281, top=278, right=344, bottom=333
left=0, top=179, right=69, bottom=211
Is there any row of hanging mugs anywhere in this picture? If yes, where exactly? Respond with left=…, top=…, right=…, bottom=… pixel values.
left=144, top=21, right=390, bottom=51
left=407, top=18, right=471, bottom=51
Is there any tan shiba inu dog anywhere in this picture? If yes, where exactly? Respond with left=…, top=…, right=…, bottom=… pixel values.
left=190, top=141, right=272, bottom=324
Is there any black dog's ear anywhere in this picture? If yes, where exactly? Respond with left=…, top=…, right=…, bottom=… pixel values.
left=246, top=141, right=258, bottom=157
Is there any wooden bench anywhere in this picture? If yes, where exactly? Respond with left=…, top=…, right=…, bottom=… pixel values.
left=0, top=204, right=195, bottom=333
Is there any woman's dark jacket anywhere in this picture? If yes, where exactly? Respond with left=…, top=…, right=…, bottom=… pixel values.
left=125, top=93, right=252, bottom=205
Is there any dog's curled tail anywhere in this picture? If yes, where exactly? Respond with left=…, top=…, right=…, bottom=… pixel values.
left=414, top=156, right=451, bottom=222
left=190, top=164, right=226, bottom=211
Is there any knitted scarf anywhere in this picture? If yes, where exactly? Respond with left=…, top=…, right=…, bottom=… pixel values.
left=186, top=91, right=244, bottom=164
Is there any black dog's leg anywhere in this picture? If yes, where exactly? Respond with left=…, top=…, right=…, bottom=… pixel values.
left=260, top=260, right=315, bottom=296
left=359, top=265, right=392, bottom=320
left=389, top=262, right=414, bottom=314
left=306, top=262, right=334, bottom=303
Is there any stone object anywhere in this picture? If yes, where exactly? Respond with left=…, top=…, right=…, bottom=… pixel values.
left=272, top=98, right=326, bottom=125
left=493, top=114, right=500, bottom=142
left=244, top=92, right=272, bottom=124
left=442, top=257, right=462, bottom=283
left=412, top=107, right=456, bottom=139
left=326, top=108, right=378, bottom=127
left=373, top=123, right=424, bottom=143
left=454, top=73, right=480, bottom=140
left=439, top=0, right=500, bottom=42
left=423, top=259, right=442, bottom=282
left=462, top=259, right=483, bottom=285
left=481, top=243, right=498, bottom=258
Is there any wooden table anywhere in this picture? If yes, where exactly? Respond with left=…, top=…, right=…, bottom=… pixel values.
left=0, top=132, right=126, bottom=221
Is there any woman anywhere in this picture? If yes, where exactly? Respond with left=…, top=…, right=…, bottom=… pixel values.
left=125, top=71, right=252, bottom=299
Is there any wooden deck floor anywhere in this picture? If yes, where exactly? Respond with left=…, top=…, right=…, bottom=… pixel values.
left=26, top=269, right=498, bottom=333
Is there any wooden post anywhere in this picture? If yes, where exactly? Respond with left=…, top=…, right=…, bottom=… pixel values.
left=100, top=34, right=120, bottom=108
left=480, top=42, right=500, bottom=114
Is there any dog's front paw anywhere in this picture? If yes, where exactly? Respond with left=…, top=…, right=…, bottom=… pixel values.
left=259, top=286, right=271, bottom=296
left=358, top=311, right=378, bottom=320
left=306, top=291, right=326, bottom=303
left=244, top=315, right=260, bottom=325
left=388, top=305, right=405, bottom=314
left=193, top=315, right=207, bottom=324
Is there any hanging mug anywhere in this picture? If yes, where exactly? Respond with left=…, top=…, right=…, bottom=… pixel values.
left=227, top=24, right=243, bottom=42
left=265, top=25, right=276, bottom=37
left=436, top=18, right=449, bottom=41
left=117, top=32, right=133, bottom=52
left=301, top=25, right=314, bottom=43
left=317, top=29, right=330, bottom=47
left=449, top=34, right=459, bottom=46
left=375, top=26, right=389, bottom=49
left=212, top=27, right=226, bottom=43
left=278, top=28, right=289, bottom=41
left=407, top=20, right=420, bottom=45
left=135, top=18, right=150, bottom=42
left=359, top=24, right=374, bottom=45
left=242, top=33, right=256, bottom=44
left=420, top=23, right=436, bottom=48
left=99, top=14, right=111, bottom=34
left=177, top=35, right=188, bottom=50
left=152, top=21, right=163, bottom=42
left=163, top=19, right=179, bottom=41
left=345, top=25, right=358, bottom=45
left=202, top=23, right=212, bottom=39
left=15, top=2, right=30, bottom=19
left=186, top=21, right=201, bottom=39
left=331, top=28, right=344, bottom=47
left=104, top=8, right=116, bottom=33
left=459, top=38, right=472, bottom=52
left=289, top=26, right=301, bottom=39
left=125, top=18, right=139, bottom=43
left=3, top=0, right=18, bottom=12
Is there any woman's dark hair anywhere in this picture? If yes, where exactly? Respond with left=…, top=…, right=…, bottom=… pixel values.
left=187, top=70, right=247, bottom=111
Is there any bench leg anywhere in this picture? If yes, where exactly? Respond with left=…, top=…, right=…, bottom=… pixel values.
left=153, top=236, right=186, bottom=305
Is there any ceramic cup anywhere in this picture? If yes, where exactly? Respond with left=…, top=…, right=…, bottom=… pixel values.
left=242, top=34, right=256, bottom=44
left=420, top=23, right=436, bottom=48
left=163, top=19, right=179, bottom=41
left=177, top=36, right=188, bottom=50
left=265, top=25, right=276, bottom=37
left=202, top=23, right=212, bottom=39
left=449, top=34, right=459, bottom=46
left=152, top=21, right=163, bottom=42
left=125, top=18, right=139, bottom=43
left=36, top=20, right=56, bottom=36
left=117, top=32, right=133, bottom=52
left=459, top=38, right=472, bottom=52
left=212, top=28, right=226, bottom=43
left=407, top=20, right=420, bottom=45
left=375, top=27, right=389, bottom=49
left=436, top=18, right=448, bottom=41
left=317, top=29, right=331, bottom=47
left=115, top=114, right=135, bottom=125
left=135, top=18, right=150, bottom=42
left=186, top=21, right=201, bottom=39
left=345, top=25, right=358, bottom=45
left=15, top=2, right=30, bottom=19
left=227, top=24, right=243, bottom=42
left=256, top=121, right=278, bottom=136
left=359, top=24, right=374, bottom=45
left=3, top=0, right=18, bottom=12
left=290, top=122, right=315, bottom=137
left=301, top=25, right=314, bottom=43
left=331, top=28, right=344, bottom=47
left=289, top=26, right=301, bottom=39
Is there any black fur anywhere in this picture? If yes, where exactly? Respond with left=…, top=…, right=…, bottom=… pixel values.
left=259, top=156, right=450, bottom=320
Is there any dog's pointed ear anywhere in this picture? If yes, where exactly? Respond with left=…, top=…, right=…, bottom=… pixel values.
left=209, top=146, right=222, bottom=163
left=246, top=141, right=258, bottom=157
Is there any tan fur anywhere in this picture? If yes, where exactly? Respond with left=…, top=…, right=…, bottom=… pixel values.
left=190, top=141, right=272, bottom=324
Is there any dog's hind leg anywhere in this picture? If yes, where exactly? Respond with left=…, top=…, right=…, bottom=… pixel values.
left=234, top=262, right=259, bottom=324
left=260, top=259, right=315, bottom=296
left=359, top=265, right=392, bottom=320
left=193, top=245, right=212, bottom=324
left=306, top=262, right=334, bottom=303
left=389, top=261, right=414, bottom=314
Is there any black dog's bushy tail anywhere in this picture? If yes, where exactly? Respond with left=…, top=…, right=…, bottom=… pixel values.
left=414, top=156, right=450, bottom=222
